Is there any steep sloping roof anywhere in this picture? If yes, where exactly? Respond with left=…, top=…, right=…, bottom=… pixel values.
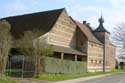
left=74, top=20, right=102, bottom=45
left=1, top=8, right=64, bottom=39
left=94, top=23, right=108, bottom=32
left=94, top=16, right=109, bottom=33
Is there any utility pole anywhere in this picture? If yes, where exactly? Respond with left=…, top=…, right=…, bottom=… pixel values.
left=103, top=34, right=106, bottom=72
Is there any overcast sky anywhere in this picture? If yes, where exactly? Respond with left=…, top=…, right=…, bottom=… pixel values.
left=0, top=0, right=125, bottom=33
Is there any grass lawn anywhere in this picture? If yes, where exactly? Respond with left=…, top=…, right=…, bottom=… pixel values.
left=0, top=77, right=17, bottom=83
left=111, top=69, right=125, bottom=72
left=35, top=72, right=110, bottom=81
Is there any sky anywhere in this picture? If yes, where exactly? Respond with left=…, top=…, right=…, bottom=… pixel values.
left=0, top=0, right=125, bottom=33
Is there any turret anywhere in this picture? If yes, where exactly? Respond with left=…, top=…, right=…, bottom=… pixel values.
left=94, top=16, right=110, bottom=44
left=94, top=15, right=110, bottom=72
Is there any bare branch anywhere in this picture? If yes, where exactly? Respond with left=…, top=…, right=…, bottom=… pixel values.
left=17, top=29, right=53, bottom=76
left=112, top=23, right=125, bottom=59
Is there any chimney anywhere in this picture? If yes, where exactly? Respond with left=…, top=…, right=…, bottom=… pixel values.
left=86, top=23, right=90, bottom=27
left=83, top=21, right=86, bottom=24
left=83, top=21, right=91, bottom=29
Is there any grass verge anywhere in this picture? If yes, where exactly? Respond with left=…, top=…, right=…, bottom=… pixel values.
left=111, top=69, right=125, bottom=72
left=0, top=77, right=17, bottom=83
left=35, top=72, right=110, bottom=81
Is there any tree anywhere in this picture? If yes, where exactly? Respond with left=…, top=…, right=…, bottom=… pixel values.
left=0, top=20, right=12, bottom=76
left=113, top=23, right=125, bottom=60
left=119, top=62, right=124, bottom=70
left=115, top=59, right=119, bottom=69
left=16, top=30, right=53, bottom=77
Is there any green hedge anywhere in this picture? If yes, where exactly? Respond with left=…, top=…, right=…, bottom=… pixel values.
left=44, top=57, right=87, bottom=74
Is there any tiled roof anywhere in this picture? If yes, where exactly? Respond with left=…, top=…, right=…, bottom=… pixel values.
left=1, top=8, right=102, bottom=45
left=1, top=8, right=65, bottom=39
left=73, top=20, right=102, bottom=45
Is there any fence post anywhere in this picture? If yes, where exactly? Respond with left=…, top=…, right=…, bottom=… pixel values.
left=75, top=55, right=77, bottom=62
left=22, top=55, right=25, bottom=79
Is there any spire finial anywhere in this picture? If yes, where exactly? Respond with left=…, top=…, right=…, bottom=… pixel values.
left=95, top=10, right=109, bottom=33
left=101, top=9, right=103, bottom=17
left=98, top=10, right=104, bottom=23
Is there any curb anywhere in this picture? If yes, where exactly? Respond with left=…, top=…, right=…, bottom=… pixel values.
left=52, top=73, right=114, bottom=83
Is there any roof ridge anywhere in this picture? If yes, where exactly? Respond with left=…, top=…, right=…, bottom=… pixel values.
left=2, top=8, right=65, bottom=39
left=72, top=19, right=102, bottom=45
left=70, top=18, right=93, bottom=32
left=1, top=8, right=65, bottom=20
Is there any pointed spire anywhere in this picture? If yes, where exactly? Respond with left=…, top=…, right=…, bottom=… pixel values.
left=94, top=14, right=109, bottom=33
left=99, top=10, right=104, bottom=23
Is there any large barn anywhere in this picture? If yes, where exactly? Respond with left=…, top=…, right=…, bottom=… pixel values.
left=1, top=8, right=116, bottom=74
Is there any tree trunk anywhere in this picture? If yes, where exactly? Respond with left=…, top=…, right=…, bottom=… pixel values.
left=0, top=54, right=9, bottom=77
left=34, top=55, right=44, bottom=77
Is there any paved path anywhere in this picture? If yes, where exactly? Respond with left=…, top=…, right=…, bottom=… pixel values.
left=77, top=73, right=125, bottom=83
left=11, top=73, right=125, bottom=83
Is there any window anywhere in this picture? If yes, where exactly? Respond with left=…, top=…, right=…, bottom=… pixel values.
left=91, top=60, right=93, bottom=64
left=99, top=60, right=101, bottom=64
left=90, top=44, right=94, bottom=47
left=95, top=60, right=97, bottom=64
